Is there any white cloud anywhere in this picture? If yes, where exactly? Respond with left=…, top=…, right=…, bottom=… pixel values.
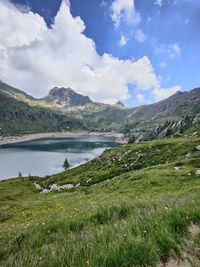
left=168, top=43, right=181, bottom=58
left=155, top=43, right=181, bottom=59
left=119, top=33, right=128, bottom=46
left=153, top=86, right=181, bottom=101
left=135, top=29, right=146, bottom=43
left=154, top=0, right=163, bottom=7
left=159, top=62, right=167, bottom=69
left=110, top=0, right=141, bottom=27
left=0, top=0, right=47, bottom=49
left=0, top=0, right=181, bottom=104
left=136, top=93, right=145, bottom=103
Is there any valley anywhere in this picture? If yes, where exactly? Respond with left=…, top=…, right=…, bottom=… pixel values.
left=1, top=0, right=200, bottom=266
left=0, top=81, right=199, bottom=141
left=0, top=81, right=200, bottom=266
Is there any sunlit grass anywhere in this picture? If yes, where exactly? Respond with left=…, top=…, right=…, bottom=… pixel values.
left=0, top=137, right=200, bottom=266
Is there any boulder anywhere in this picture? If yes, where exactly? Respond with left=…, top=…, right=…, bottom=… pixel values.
left=196, top=145, right=200, bottom=151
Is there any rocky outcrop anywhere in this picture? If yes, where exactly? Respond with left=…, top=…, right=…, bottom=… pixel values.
left=34, top=182, right=80, bottom=193
left=129, top=115, right=200, bottom=143
left=43, top=87, right=92, bottom=107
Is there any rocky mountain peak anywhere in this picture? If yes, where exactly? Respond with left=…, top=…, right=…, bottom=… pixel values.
left=173, top=90, right=183, bottom=96
left=44, top=87, right=92, bottom=107
left=116, top=101, right=125, bottom=107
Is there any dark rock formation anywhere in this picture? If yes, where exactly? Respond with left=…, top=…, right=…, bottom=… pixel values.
left=43, top=87, right=92, bottom=107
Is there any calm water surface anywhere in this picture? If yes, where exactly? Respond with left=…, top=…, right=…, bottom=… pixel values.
left=0, top=136, right=117, bottom=180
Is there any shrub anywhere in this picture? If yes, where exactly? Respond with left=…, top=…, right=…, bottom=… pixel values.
left=128, top=135, right=136, bottom=144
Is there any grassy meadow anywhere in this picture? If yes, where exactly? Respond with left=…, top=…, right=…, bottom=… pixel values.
left=0, top=137, right=200, bottom=266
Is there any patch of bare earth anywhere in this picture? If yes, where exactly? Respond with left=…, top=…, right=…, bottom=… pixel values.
left=188, top=223, right=200, bottom=236
left=158, top=224, right=200, bottom=267
left=158, top=256, right=191, bottom=267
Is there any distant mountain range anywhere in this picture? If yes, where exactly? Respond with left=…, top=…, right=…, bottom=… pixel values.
left=0, top=80, right=199, bottom=140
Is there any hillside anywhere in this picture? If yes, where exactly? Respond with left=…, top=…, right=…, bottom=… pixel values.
left=0, top=137, right=200, bottom=266
left=0, top=80, right=35, bottom=102
left=0, top=80, right=200, bottom=139
left=0, top=88, right=86, bottom=135
left=124, top=89, right=200, bottom=139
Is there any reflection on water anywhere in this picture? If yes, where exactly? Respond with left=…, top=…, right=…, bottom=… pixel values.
left=0, top=136, right=117, bottom=180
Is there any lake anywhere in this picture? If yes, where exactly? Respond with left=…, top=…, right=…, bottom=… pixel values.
left=0, top=135, right=117, bottom=180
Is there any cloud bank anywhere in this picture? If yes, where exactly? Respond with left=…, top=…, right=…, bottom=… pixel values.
left=0, top=0, right=181, bottom=103
left=110, top=0, right=141, bottom=27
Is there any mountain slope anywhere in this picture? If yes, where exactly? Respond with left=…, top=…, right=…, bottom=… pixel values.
left=1, top=137, right=200, bottom=266
left=78, top=88, right=200, bottom=137
left=0, top=80, right=35, bottom=102
left=123, top=89, right=200, bottom=140
left=128, top=89, right=200, bottom=122
left=0, top=80, right=199, bottom=138
left=0, top=89, right=86, bottom=135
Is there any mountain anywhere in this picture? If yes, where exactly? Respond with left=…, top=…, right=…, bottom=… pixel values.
left=79, top=88, right=200, bottom=136
left=115, top=101, right=125, bottom=107
left=0, top=80, right=35, bottom=102
left=129, top=89, right=200, bottom=121
left=0, top=80, right=199, bottom=139
left=42, top=87, right=92, bottom=107
left=123, top=88, right=200, bottom=141
left=0, top=82, right=86, bottom=135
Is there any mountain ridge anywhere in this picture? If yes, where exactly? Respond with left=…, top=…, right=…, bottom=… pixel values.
left=41, top=86, right=93, bottom=107
left=0, top=80, right=199, bottom=139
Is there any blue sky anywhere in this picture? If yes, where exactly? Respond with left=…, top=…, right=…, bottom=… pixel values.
left=1, top=0, right=200, bottom=106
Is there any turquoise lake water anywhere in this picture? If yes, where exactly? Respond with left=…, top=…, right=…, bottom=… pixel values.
left=0, top=136, right=117, bottom=180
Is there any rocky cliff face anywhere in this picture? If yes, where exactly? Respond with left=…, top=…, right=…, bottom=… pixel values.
left=127, top=114, right=200, bottom=143
left=43, top=87, right=92, bottom=107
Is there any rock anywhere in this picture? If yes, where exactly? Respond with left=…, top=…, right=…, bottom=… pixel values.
left=43, top=87, right=92, bottom=107
left=185, top=152, right=192, bottom=158
left=195, top=170, right=200, bottom=175
left=115, top=101, right=125, bottom=107
left=196, top=145, right=200, bottom=151
left=174, top=167, right=180, bottom=171
left=34, top=182, right=42, bottom=190
left=50, top=184, right=60, bottom=190
left=62, top=184, right=74, bottom=189
left=42, top=189, right=49, bottom=193
left=44, top=183, right=77, bottom=192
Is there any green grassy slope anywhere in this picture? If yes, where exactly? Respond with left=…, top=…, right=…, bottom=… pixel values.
left=37, top=137, right=200, bottom=187
left=0, top=137, right=200, bottom=266
left=0, top=91, right=86, bottom=135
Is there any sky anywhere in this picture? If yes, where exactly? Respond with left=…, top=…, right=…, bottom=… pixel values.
left=0, top=0, right=199, bottom=106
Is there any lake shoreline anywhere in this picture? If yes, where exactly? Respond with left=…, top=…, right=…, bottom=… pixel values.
left=0, top=131, right=127, bottom=146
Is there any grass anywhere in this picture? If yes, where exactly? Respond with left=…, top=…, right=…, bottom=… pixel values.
left=36, top=136, right=200, bottom=187
left=0, top=90, right=86, bottom=136
left=0, top=137, right=200, bottom=266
